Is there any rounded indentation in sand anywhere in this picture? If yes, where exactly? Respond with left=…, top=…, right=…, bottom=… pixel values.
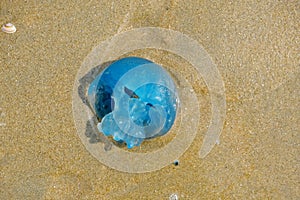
left=73, top=27, right=226, bottom=173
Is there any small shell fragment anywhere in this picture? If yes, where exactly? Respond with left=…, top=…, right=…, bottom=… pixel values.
left=169, top=193, right=179, bottom=200
left=1, top=23, right=16, bottom=34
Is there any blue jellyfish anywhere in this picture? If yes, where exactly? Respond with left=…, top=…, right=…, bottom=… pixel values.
left=87, top=57, right=179, bottom=148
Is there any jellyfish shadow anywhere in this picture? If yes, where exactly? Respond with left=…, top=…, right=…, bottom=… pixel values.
left=77, top=61, right=115, bottom=151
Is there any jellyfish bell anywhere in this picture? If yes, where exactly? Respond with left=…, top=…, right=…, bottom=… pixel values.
left=87, top=57, right=179, bottom=148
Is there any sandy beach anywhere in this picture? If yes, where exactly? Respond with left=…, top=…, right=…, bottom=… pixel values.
left=0, top=0, right=299, bottom=199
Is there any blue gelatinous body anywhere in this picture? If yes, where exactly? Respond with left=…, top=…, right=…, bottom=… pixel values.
left=87, top=57, right=179, bottom=148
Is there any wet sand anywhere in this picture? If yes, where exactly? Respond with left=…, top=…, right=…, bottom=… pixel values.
left=0, top=0, right=299, bottom=199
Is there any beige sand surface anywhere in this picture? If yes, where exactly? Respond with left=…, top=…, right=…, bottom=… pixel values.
left=1, top=0, right=299, bottom=199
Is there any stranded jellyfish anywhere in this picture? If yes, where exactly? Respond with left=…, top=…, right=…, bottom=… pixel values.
left=87, top=57, right=179, bottom=148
